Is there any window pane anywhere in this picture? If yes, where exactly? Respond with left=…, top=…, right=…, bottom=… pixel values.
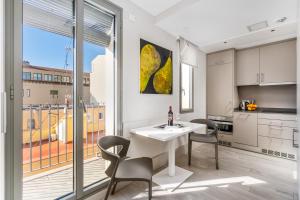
left=82, top=1, right=115, bottom=187
left=181, top=63, right=193, bottom=111
left=22, top=0, right=75, bottom=199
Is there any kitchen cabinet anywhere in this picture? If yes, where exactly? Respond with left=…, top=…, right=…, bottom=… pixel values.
left=257, top=113, right=298, bottom=160
left=233, top=112, right=258, bottom=146
left=236, top=48, right=260, bottom=86
left=259, top=40, right=296, bottom=85
left=207, top=62, right=233, bottom=117
left=235, top=39, right=296, bottom=86
left=207, top=50, right=233, bottom=66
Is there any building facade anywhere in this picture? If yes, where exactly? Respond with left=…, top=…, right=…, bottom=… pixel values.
left=23, top=63, right=90, bottom=105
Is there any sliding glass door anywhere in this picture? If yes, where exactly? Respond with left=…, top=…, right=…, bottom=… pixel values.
left=82, top=2, right=116, bottom=187
left=15, top=0, right=122, bottom=199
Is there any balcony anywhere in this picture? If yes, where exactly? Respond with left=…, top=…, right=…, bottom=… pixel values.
left=22, top=104, right=107, bottom=200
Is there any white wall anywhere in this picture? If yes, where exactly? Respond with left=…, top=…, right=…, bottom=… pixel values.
left=107, top=0, right=206, bottom=160
left=87, top=1, right=206, bottom=197
left=238, top=85, right=297, bottom=109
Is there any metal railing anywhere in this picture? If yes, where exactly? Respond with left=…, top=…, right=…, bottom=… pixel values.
left=22, top=103, right=105, bottom=175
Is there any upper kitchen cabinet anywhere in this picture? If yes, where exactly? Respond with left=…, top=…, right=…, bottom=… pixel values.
left=236, top=48, right=260, bottom=86
left=260, top=40, right=296, bottom=85
left=207, top=50, right=233, bottom=66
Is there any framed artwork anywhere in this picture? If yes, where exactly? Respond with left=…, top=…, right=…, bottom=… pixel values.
left=140, top=39, right=173, bottom=94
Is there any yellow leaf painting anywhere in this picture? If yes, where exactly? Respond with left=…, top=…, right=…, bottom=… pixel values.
left=140, top=39, right=172, bottom=94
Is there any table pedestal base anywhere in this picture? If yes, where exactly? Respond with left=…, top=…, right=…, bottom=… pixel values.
left=153, top=166, right=193, bottom=191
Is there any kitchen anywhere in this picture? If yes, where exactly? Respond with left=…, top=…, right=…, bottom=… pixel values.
left=207, top=38, right=298, bottom=160
left=2, top=0, right=300, bottom=200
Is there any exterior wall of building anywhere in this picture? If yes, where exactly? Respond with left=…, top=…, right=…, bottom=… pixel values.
left=23, top=64, right=90, bottom=105
left=23, top=82, right=90, bottom=105
left=90, top=42, right=114, bottom=136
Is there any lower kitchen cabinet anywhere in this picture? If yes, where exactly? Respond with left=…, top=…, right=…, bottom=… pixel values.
left=233, top=112, right=258, bottom=146
left=257, top=113, right=298, bottom=160
left=258, top=124, right=294, bottom=140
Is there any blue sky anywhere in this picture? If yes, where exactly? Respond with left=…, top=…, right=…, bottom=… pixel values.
left=23, top=25, right=105, bottom=73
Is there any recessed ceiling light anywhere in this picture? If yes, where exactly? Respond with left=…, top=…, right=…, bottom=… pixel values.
left=247, top=21, right=268, bottom=32
left=276, top=17, right=287, bottom=23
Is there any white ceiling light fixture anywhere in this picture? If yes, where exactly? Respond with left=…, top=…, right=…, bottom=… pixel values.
left=247, top=21, right=269, bottom=32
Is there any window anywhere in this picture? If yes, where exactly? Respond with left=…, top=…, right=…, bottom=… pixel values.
left=62, top=76, right=70, bottom=83
left=22, top=72, right=31, bottom=80
left=50, top=90, right=58, bottom=98
left=44, top=74, right=53, bottom=81
left=53, top=75, right=62, bottom=82
left=180, top=63, right=193, bottom=113
left=50, top=90, right=58, bottom=95
left=26, top=89, right=30, bottom=97
left=33, top=73, right=42, bottom=80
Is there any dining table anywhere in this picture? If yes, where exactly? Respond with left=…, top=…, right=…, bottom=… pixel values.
left=130, top=121, right=206, bottom=190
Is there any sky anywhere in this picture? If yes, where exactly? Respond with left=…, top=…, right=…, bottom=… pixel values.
left=23, top=25, right=106, bottom=73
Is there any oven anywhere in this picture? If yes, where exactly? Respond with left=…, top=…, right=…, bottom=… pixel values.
left=208, top=115, right=233, bottom=134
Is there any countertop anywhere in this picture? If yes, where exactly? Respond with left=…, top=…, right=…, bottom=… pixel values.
left=234, top=107, right=297, bottom=114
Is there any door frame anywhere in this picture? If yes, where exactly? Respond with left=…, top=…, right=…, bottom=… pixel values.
left=4, top=0, right=123, bottom=199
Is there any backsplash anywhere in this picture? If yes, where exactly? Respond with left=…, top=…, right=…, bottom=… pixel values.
left=238, top=85, right=296, bottom=109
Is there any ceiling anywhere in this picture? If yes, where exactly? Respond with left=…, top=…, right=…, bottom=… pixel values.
left=129, top=0, right=184, bottom=16
left=129, top=0, right=298, bottom=53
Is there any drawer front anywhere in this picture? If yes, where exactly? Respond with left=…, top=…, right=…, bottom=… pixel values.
left=258, top=124, right=294, bottom=140
left=258, top=113, right=297, bottom=121
left=258, top=118, right=297, bottom=128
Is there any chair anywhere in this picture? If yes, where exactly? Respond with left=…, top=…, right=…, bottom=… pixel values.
left=188, top=119, right=219, bottom=169
left=97, top=136, right=153, bottom=200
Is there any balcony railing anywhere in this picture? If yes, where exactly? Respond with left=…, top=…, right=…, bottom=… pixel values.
left=22, top=103, right=105, bottom=177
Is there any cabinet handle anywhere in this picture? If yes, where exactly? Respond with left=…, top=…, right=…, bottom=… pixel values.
left=260, top=73, right=264, bottom=83
left=269, top=121, right=283, bottom=126
left=269, top=126, right=283, bottom=131
left=239, top=114, right=250, bottom=120
left=256, top=73, right=260, bottom=83
left=292, top=128, right=299, bottom=148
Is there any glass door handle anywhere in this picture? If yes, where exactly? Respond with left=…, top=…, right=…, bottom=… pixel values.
left=79, top=97, right=87, bottom=113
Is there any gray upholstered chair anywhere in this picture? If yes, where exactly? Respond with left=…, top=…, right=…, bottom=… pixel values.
left=188, top=119, right=219, bottom=169
left=97, top=136, right=153, bottom=200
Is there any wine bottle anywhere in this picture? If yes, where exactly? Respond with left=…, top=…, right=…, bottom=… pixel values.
left=168, top=106, right=173, bottom=126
